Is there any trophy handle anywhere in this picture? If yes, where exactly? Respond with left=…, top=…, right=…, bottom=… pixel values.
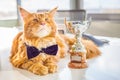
left=64, top=18, right=75, bottom=34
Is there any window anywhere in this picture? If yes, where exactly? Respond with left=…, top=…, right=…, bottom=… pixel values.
left=84, top=0, right=120, bottom=14
left=21, top=0, right=71, bottom=12
left=0, top=0, right=17, bottom=20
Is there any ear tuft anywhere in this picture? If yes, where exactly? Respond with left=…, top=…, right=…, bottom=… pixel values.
left=49, top=7, right=58, bottom=16
left=18, top=6, right=31, bottom=21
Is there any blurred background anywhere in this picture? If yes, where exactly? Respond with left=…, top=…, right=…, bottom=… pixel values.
left=0, top=0, right=120, bottom=37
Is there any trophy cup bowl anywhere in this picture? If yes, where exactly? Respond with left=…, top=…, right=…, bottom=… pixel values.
left=65, top=18, right=91, bottom=69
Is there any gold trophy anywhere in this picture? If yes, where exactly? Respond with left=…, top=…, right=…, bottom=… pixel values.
left=65, top=18, right=91, bottom=69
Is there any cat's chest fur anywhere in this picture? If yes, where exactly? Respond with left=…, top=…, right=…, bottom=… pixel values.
left=24, top=37, right=57, bottom=50
left=37, top=37, right=57, bottom=50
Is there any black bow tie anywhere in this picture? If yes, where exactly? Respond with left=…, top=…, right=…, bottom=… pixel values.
left=25, top=44, right=58, bottom=59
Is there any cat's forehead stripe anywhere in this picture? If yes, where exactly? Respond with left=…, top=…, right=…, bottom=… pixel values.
left=32, top=12, right=49, bottom=19
left=32, top=13, right=38, bottom=18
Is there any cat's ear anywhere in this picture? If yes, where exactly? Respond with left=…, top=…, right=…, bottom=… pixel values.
left=19, top=7, right=31, bottom=21
left=49, top=7, right=58, bottom=16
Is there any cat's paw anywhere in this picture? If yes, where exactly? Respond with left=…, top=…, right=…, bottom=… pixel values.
left=45, top=62, right=57, bottom=73
left=21, top=60, right=34, bottom=69
left=28, top=62, right=48, bottom=75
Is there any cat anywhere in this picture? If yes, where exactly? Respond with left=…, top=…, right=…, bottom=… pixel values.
left=10, top=7, right=100, bottom=75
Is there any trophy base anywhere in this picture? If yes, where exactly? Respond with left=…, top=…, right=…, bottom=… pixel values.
left=68, top=62, right=88, bottom=69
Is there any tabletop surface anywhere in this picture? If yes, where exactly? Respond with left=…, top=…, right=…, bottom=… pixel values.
left=0, top=27, right=120, bottom=80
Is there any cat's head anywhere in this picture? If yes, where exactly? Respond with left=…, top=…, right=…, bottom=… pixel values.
left=19, top=7, right=58, bottom=38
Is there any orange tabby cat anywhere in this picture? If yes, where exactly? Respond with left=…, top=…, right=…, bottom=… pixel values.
left=10, top=7, right=100, bottom=75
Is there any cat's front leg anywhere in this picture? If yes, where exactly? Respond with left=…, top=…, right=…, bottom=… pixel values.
left=28, top=62, right=49, bottom=75
left=10, top=57, right=27, bottom=68
left=22, top=60, right=48, bottom=75
left=44, top=56, right=58, bottom=73
left=44, top=62, right=57, bottom=73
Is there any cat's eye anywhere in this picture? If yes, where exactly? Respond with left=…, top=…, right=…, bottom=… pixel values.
left=45, top=18, right=48, bottom=21
left=33, top=19, right=39, bottom=22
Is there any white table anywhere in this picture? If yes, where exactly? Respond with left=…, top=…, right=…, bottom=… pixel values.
left=0, top=27, right=120, bottom=80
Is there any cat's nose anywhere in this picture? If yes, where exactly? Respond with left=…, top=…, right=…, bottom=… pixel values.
left=40, top=22, right=45, bottom=25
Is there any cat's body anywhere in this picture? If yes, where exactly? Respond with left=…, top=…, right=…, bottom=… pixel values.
left=10, top=7, right=100, bottom=75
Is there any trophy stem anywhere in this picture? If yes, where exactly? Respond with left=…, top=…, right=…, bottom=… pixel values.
left=68, top=21, right=88, bottom=69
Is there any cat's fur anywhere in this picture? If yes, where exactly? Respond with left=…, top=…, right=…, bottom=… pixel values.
left=10, top=7, right=100, bottom=75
